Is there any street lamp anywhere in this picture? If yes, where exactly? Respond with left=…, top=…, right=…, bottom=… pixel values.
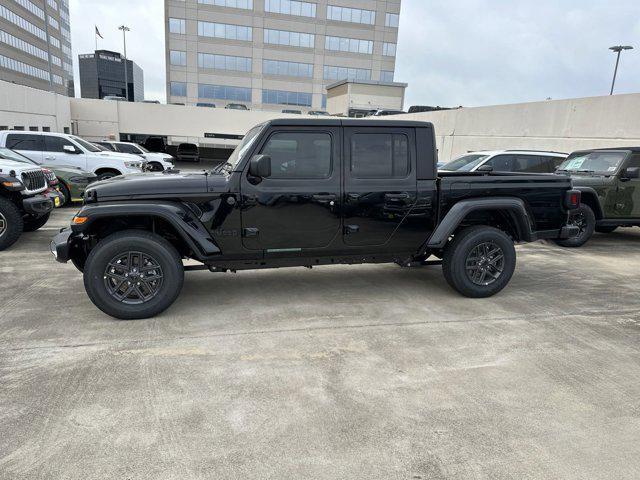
left=118, top=25, right=131, bottom=101
left=609, top=45, right=633, bottom=95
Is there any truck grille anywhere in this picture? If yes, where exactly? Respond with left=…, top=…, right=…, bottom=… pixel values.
left=21, top=169, right=46, bottom=193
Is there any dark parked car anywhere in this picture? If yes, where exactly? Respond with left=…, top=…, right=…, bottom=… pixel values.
left=51, top=119, right=579, bottom=319
left=554, top=147, right=640, bottom=247
left=282, top=109, right=302, bottom=114
left=176, top=143, right=199, bottom=162
left=225, top=103, right=249, bottom=111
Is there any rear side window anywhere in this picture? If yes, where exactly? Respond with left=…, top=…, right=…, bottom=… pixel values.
left=515, top=155, right=551, bottom=173
left=627, top=154, right=640, bottom=168
left=6, top=134, right=42, bottom=151
left=350, top=133, right=409, bottom=178
left=261, top=132, right=332, bottom=179
left=116, top=143, right=140, bottom=154
left=485, top=154, right=516, bottom=171
left=97, top=142, right=116, bottom=151
left=44, top=135, right=76, bottom=152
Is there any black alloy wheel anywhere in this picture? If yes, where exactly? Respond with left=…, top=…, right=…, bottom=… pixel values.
left=465, top=241, right=505, bottom=286
left=104, top=251, right=164, bottom=305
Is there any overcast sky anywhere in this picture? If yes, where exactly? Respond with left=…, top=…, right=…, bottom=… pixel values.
left=69, top=0, right=640, bottom=107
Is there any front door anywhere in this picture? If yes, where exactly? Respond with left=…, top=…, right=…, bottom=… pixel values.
left=615, top=153, right=640, bottom=218
left=240, top=127, right=342, bottom=252
left=343, top=127, right=418, bottom=248
left=42, top=135, right=85, bottom=169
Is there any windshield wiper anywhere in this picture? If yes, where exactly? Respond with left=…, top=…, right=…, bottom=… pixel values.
left=577, top=169, right=595, bottom=173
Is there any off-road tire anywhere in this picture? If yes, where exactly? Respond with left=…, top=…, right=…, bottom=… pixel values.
left=83, top=230, right=184, bottom=319
left=554, top=204, right=595, bottom=248
left=58, top=181, right=71, bottom=206
left=22, top=212, right=50, bottom=232
left=0, top=196, right=23, bottom=251
left=442, top=226, right=516, bottom=298
left=595, top=225, right=617, bottom=234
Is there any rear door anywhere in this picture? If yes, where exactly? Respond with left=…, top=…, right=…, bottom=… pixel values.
left=5, top=133, right=43, bottom=164
left=343, top=127, right=418, bottom=247
left=616, top=153, right=640, bottom=218
left=240, top=126, right=342, bottom=252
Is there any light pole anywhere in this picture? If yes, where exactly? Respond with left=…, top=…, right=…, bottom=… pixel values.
left=609, top=45, right=633, bottom=95
left=119, top=25, right=131, bottom=101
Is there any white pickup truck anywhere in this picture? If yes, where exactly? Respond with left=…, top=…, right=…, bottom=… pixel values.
left=0, top=131, right=144, bottom=181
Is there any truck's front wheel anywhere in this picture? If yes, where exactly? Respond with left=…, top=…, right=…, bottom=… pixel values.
left=0, top=197, right=24, bottom=251
left=83, top=230, right=184, bottom=319
left=442, top=226, right=516, bottom=298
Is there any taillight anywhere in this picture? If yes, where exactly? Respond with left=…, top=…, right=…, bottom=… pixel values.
left=565, top=190, right=581, bottom=210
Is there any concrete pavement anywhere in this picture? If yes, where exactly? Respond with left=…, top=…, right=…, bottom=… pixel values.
left=1, top=208, right=639, bottom=479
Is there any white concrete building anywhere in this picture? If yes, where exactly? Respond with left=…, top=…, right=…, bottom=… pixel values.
left=164, top=0, right=402, bottom=112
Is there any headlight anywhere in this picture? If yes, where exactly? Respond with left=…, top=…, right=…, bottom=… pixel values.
left=2, top=180, right=24, bottom=191
left=68, top=176, right=90, bottom=184
left=124, top=161, right=142, bottom=169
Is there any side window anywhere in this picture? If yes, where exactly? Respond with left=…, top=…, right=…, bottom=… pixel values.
left=260, top=132, right=332, bottom=179
left=116, top=143, right=139, bottom=154
left=515, top=155, right=550, bottom=173
left=484, top=154, right=515, bottom=171
left=350, top=133, right=409, bottom=178
left=44, top=135, right=76, bottom=152
left=627, top=154, right=640, bottom=168
left=6, top=134, right=42, bottom=151
left=549, top=157, right=566, bottom=172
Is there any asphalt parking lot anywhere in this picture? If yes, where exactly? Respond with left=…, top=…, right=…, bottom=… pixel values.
left=1, top=207, right=639, bottom=480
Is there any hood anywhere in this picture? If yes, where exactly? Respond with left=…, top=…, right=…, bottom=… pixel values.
left=143, top=152, right=174, bottom=162
left=87, top=171, right=214, bottom=200
left=0, top=158, right=41, bottom=174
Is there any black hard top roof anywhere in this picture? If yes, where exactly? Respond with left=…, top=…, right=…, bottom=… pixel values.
left=266, top=118, right=433, bottom=128
left=573, top=146, right=640, bottom=154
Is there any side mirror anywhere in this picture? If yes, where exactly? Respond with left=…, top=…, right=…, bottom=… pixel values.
left=63, top=145, right=80, bottom=154
left=623, top=167, right=640, bottom=179
left=249, top=154, right=271, bottom=178
left=477, top=164, right=494, bottom=173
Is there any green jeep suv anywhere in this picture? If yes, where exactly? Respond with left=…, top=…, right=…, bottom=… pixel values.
left=555, top=147, right=640, bottom=247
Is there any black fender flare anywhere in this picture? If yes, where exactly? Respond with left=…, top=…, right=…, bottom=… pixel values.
left=72, top=200, right=220, bottom=260
left=574, top=187, right=604, bottom=219
left=425, top=197, right=534, bottom=249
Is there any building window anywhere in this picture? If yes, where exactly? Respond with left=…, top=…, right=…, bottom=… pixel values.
left=265, top=0, right=316, bottom=18
left=327, top=5, right=375, bottom=25
left=263, top=59, right=313, bottom=78
left=198, top=53, right=251, bottom=71
left=385, top=13, right=400, bottom=28
left=197, top=0, right=253, bottom=8
left=170, top=50, right=187, bottom=66
left=325, top=36, right=373, bottom=55
left=380, top=70, right=394, bottom=82
left=197, top=22, right=252, bottom=41
left=382, top=42, right=397, bottom=57
left=13, top=126, right=25, bottom=131
left=52, top=74, right=62, bottom=84
left=263, top=29, right=314, bottom=48
left=0, top=29, right=49, bottom=61
left=0, top=5, right=47, bottom=40
left=42, top=126, right=50, bottom=132
left=29, top=126, right=38, bottom=131
left=169, top=18, right=186, bottom=34
left=48, top=16, right=59, bottom=30
left=0, top=54, right=50, bottom=81
left=51, top=54, right=61, bottom=66
left=170, top=81, right=187, bottom=96
left=350, top=134, right=409, bottom=179
left=12, top=0, right=44, bottom=20
left=49, top=35, right=60, bottom=49
left=198, top=84, right=251, bottom=102
left=322, top=94, right=326, bottom=109
left=323, top=65, right=371, bottom=81
left=262, top=89, right=312, bottom=107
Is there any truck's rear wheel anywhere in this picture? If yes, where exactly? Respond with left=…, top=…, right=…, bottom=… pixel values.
left=442, top=226, right=516, bottom=298
left=0, top=197, right=23, bottom=251
left=553, top=204, right=595, bottom=248
left=83, top=230, right=184, bottom=319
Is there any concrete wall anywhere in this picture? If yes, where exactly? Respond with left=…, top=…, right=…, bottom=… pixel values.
left=0, top=81, right=71, bottom=132
left=396, top=93, right=640, bottom=162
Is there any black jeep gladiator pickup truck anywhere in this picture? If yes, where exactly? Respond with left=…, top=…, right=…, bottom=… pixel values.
left=51, top=119, right=580, bottom=319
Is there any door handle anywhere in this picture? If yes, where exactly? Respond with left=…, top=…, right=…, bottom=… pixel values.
left=344, top=225, right=359, bottom=235
left=347, top=193, right=360, bottom=201
left=45, top=156, right=55, bottom=161
left=385, top=193, right=410, bottom=201
left=312, top=194, right=336, bottom=202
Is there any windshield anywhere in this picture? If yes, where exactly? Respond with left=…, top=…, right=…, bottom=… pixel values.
left=225, top=124, right=265, bottom=170
left=558, top=151, right=628, bottom=174
left=0, top=147, right=37, bottom=165
left=442, top=154, right=490, bottom=171
left=70, top=135, right=101, bottom=153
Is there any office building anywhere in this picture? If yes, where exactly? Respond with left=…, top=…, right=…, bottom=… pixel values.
left=78, top=49, right=144, bottom=101
left=164, top=0, right=401, bottom=111
left=0, top=0, right=73, bottom=96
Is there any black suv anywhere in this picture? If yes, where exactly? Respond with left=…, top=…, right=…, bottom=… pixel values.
left=51, top=119, right=579, bottom=319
